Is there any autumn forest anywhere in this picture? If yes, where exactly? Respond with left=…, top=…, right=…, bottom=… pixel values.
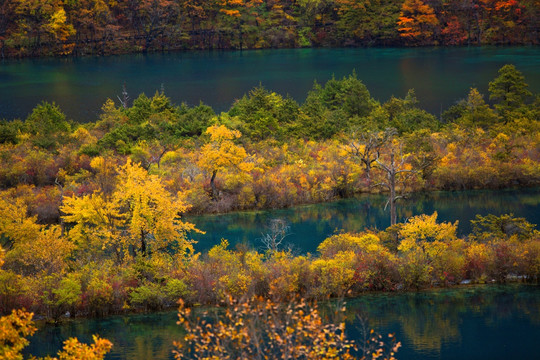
left=1, top=2, right=540, bottom=356
left=0, top=0, right=539, bottom=58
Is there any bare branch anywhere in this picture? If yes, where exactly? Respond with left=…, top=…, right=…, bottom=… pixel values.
left=260, top=219, right=291, bottom=252
left=372, top=182, right=390, bottom=190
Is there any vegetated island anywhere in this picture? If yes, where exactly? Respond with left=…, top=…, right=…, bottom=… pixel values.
left=0, top=61, right=538, bottom=309
left=1, top=0, right=539, bottom=58
left=0, top=63, right=539, bottom=358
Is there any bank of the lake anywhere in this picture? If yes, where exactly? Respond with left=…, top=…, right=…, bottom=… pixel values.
left=23, top=284, right=540, bottom=360
left=1, top=47, right=539, bottom=121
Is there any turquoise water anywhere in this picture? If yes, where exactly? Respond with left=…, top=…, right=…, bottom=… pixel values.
left=187, top=188, right=540, bottom=253
left=1, top=47, right=539, bottom=121
left=22, top=188, right=540, bottom=359
left=24, top=284, right=540, bottom=359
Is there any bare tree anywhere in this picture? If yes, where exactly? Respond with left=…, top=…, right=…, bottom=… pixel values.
left=374, top=141, right=418, bottom=226
left=348, top=128, right=396, bottom=180
left=117, top=83, right=130, bottom=109
left=260, top=218, right=290, bottom=252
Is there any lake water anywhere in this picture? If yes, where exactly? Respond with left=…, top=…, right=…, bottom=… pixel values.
left=1, top=47, right=539, bottom=121
left=187, top=188, right=540, bottom=254
left=24, top=284, right=540, bottom=360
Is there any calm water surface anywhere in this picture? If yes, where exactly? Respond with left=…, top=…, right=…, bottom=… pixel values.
left=187, top=188, right=540, bottom=253
left=1, top=47, right=539, bottom=121
left=25, top=284, right=540, bottom=360
left=23, top=188, right=540, bottom=359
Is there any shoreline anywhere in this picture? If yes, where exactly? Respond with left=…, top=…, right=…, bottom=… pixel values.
left=31, top=280, right=538, bottom=324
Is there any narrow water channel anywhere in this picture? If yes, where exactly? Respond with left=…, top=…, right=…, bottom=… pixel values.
left=187, top=188, right=540, bottom=253
left=25, top=284, right=540, bottom=360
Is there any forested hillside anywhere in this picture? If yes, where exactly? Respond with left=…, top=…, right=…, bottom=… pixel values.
left=1, top=0, right=539, bottom=58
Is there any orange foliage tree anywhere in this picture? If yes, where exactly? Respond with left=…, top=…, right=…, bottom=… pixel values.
left=397, top=0, right=439, bottom=44
left=174, top=296, right=400, bottom=360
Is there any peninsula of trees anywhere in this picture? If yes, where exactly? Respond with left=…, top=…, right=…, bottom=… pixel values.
left=0, top=65, right=538, bottom=323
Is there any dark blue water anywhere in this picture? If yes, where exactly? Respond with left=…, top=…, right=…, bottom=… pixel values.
left=187, top=188, right=540, bottom=254
left=1, top=47, right=539, bottom=121
left=24, top=284, right=540, bottom=360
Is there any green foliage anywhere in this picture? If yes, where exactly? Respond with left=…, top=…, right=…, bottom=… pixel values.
left=78, top=143, right=102, bottom=157
left=175, top=103, right=215, bottom=137
left=125, top=93, right=153, bottom=125
left=442, top=102, right=467, bottom=124
left=129, top=281, right=164, bottom=310
left=384, top=89, right=439, bottom=133
left=164, top=278, right=191, bottom=301
left=53, top=275, right=82, bottom=309
left=229, top=86, right=300, bottom=140
left=299, top=73, right=378, bottom=139
left=470, top=214, right=537, bottom=242
left=336, top=0, right=401, bottom=45
left=446, top=88, right=500, bottom=128
left=304, top=73, right=375, bottom=118
left=97, top=123, right=154, bottom=154
left=25, top=102, right=71, bottom=149
left=26, top=102, right=70, bottom=135
left=489, top=65, right=532, bottom=119
left=0, top=121, right=23, bottom=145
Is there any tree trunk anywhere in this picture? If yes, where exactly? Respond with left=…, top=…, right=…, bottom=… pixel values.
left=210, top=169, right=218, bottom=200
left=389, top=152, right=397, bottom=226
left=362, top=158, right=371, bottom=179
left=140, top=229, right=147, bottom=257
left=390, top=179, right=397, bottom=226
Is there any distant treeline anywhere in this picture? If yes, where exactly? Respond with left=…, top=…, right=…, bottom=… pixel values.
left=1, top=0, right=539, bottom=58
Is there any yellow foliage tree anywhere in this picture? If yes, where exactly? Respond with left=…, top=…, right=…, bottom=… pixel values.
left=310, top=251, right=357, bottom=297
left=398, top=212, right=458, bottom=253
left=62, top=159, right=197, bottom=262
left=0, top=194, right=73, bottom=275
left=0, top=309, right=36, bottom=360
left=318, top=233, right=386, bottom=258
left=0, top=196, right=41, bottom=247
left=61, top=191, right=126, bottom=262
left=397, top=212, right=460, bottom=287
left=115, top=159, right=198, bottom=257
left=0, top=309, right=112, bottom=360
left=198, top=125, right=252, bottom=200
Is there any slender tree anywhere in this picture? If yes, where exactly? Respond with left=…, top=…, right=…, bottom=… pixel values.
left=374, top=140, right=418, bottom=226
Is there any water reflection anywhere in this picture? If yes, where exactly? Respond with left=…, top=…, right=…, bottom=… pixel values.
left=1, top=47, right=539, bottom=121
left=343, top=285, right=540, bottom=359
left=25, top=285, right=540, bottom=360
left=27, top=312, right=184, bottom=360
left=188, top=188, right=540, bottom=253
